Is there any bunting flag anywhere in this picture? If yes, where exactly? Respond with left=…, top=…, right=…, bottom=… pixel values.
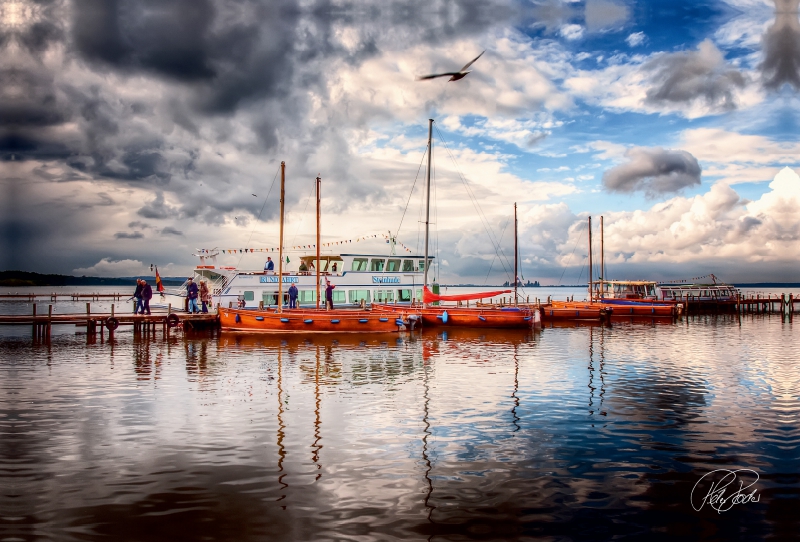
left=155, top=266, right=164, bottom=292
left=200, top=232, right=422, bottom=255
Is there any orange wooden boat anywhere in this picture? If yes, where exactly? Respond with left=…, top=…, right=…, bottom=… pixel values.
left=219, top=307, right=417, bottom=333
left=540, top=301, right=610, bottom=321
left=373, top=303, right=537, bottom=329
left=598, top=299, right=677, bottom=317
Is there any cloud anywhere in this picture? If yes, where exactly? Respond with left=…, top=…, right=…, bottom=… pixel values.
left=761, top=0, right=800, bottom=91
left=161, top=226, right=184, bottom=235
left=626, top=32, right=645, bottom=47
left=584, top=0, right=630, bottom=31
left=114, top=231, right=145, bottom=239
left=138, top=192, right=179, bottom=220
left=602, top=147, right=702, bottom=196
left=73, top=258, right=150, bottom=277
left=643, top=40, right=747, bottom=111
left=559, top=24, right=584, bottom=40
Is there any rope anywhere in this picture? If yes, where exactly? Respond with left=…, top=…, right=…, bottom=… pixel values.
left=237, top=165, right=280, bottom=268
left=557, top=220, right=586, bottom=286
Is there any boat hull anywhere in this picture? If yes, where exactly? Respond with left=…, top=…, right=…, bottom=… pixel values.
left=373, top=304, right=536, bottom=329
left=540, top=302, right=610, bottom=321
left=219, top=307, right=415, bottom=333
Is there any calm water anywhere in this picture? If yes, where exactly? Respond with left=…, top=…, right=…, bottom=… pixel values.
left=1, top=293, right=799, bottom=540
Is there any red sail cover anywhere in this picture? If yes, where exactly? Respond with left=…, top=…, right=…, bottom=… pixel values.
left=422, top=286, right=511, bottom=303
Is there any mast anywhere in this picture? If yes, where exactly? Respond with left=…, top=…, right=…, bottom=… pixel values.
left=423, top=118, right=433, bottom=305
left=588, top=215, right=592, bottom=301
left=316, top=174, right=321, bottom=310
left=278, top=161, right=285, bottom=313
left=514, top=202, right=518, bottom=306
left=600, top=216, right=604, bottom=299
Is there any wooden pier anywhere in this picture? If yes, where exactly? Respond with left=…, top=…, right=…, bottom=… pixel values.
left=0, top=302, right=218, bottom=341
left=0, top=292, right=128, bottom=301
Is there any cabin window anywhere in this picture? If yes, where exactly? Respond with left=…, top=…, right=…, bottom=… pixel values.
left=370, top=258, right=385, bottom=271
left=262, top=291, right=278, bottom=305
left=243, top=291, right=255, bottom=301
left=352, top=258, right=368, bottom=271
left=348, top=290, right=371, bottom=304
left=418, top=260, right=426, bottom=272
left=416, top=289, right=422, bottom=300
left=402, top=260, right=414, bottom=272
left=374, top=290, right=395, bottom=302
left=398, top=289, right=412, bottom=302
left=333, top=290, right=346, bottom=303
left=299, top=290, right=316, bottom=303
left=387, top=259, right=400, bottom=272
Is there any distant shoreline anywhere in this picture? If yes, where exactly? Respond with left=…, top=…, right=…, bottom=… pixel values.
left=2, top=271, right=798, bottom=289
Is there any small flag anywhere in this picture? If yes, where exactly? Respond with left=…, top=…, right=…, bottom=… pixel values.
left=155, top=266, right=164, bottom=292
left=286, top=256, right=290, bottom=264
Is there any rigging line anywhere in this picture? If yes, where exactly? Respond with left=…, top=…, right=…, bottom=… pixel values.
left=483, top=216, right=511, bottom=285
left=237, top=165, right=280, bottom=269
left=433, top=125, right=511, bottom=277
left=396, top=147, right=428, bottom=242
left=557, top=220, right=586, bottom=286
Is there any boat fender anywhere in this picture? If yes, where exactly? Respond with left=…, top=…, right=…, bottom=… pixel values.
left=235, top=314, right=241, bottom=323
left=167, top=313, right=180, bottom=328
left=478, top=315, right=486, bottom=322
left=105, top=316, right=119, bottom=331
left=379, top=317, right=389, bottom=322
left=436, top=310, right=448, bottom=323
left=359, top=319, right=369, bottom=323
left=304, top=319, right=313, bottom=324
left=280, top=318, right=289, bottom=323
left=395, top=319, right=405, bottom=326
left=255, top=316, right=264, bottom=321
left=331, top=319, right=340, bottom=324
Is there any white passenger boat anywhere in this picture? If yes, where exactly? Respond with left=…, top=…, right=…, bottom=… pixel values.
left=164, top=249, right=433, bottom=311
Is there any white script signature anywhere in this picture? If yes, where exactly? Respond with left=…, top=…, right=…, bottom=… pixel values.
left=690, top=469, right=761, bottom=513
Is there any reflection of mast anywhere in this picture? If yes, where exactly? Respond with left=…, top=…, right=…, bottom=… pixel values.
left=588, top=326, right=596, bottom=422
left=422, top=358, right=434, bottom=525
left=312, top=345, right=323, bottom=480
left=511, top=343, right=520, bottom=432
left=276, top=346, right=288, bottom=500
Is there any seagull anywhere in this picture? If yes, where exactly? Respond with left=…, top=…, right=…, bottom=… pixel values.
left=416, top=51, right=485, bottom=82
left=252, top=193, right=257, bottom=197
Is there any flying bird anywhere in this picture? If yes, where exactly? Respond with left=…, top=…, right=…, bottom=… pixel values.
left=252, top=193, right=257, bottom=197
left=416, top=51, right=485, bottom=82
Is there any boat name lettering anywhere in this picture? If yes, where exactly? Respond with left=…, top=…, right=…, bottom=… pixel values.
left=260, top=276, right=299, bottom=283
left=372, top=276, right=400, bottom=284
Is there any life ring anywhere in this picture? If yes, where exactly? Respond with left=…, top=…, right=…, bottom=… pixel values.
left=105, top=317, right=119, bottom=331
left=167, top=313, right=180, bottom=328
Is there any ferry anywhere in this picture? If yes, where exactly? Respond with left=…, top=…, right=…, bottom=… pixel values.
left=594, top=277, right=739, bottom=304
left=165, top=249, right=433, bottom=312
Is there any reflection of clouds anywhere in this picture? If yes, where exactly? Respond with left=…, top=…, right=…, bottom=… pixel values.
left=762, top=0, right=800, bottom=90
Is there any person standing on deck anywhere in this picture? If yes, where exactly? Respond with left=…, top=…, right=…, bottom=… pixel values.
left=132, top=279, right=144, bottom=314
left=141, top=280, right=153, bottom=315
left=199, top=280, right=210, bottom=313
left=186, top=277, right=200, bottom=313
left=288, top=283, right=298, bottom=309
left=265, top=257, right=274, bottom=273
left=325, top=280, right=335, bottom=310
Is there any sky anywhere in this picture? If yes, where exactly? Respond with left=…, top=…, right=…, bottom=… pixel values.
left=2, top=0, right=799, bottom=285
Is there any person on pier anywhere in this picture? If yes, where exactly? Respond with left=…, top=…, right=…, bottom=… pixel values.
left=186, top=277, right=200, bottom=313
left=325, top=280, right=335, bottom=310
left=132, top=279, right=144, bottom=314
left=141, top=280, right=153, bottom=315
left=199, top=280, right=210, bottom=313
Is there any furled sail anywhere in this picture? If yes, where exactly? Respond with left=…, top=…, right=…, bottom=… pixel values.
left=422, top=286, right=511, bottom=303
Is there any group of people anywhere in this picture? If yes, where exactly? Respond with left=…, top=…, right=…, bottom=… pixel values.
left=131, top=279, right=153, bottom=315
left=186, top=277, right=211, bottom=313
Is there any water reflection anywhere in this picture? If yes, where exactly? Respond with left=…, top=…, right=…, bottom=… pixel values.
left=2, top=316, right=798, bottom=540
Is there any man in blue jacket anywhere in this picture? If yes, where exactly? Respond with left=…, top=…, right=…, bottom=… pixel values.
left=132, top=279, right=144, bottom=314
left=141, top=280, right=153, bottom=315
left=186, top=277, right=200, bottom=313
left=288, top=283, right=298, bottom=309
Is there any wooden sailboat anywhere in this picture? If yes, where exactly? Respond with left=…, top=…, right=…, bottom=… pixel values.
left=372, top=119, right=537, bottom=329
left=219, top=162, right=416, bottom=333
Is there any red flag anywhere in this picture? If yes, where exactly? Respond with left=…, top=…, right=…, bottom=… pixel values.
left=155, top=266, right=164, bottom=292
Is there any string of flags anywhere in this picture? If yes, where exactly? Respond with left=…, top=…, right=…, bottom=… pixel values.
left=197, top=233, right=417, bottom=255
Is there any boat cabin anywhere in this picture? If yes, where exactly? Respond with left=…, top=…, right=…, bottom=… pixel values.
left=594, top=280, right=658, bottom=300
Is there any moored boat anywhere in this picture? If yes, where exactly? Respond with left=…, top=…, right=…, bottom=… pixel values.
left=219, top=306, right=416, bottom=333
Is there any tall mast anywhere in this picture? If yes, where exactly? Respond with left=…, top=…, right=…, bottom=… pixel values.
left=278, top=161, right=285, bottom=313
left=514, top=202, right=518, bottom=306
left=423, top=118, right=433, bottom=304
left=588, top=215, right=592, bottom=301
left=600, top=215, right=604, bottom=300
left=316, top=174, right=321, bottom=310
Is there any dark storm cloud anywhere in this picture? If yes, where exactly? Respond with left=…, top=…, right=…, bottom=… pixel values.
left=161, top=226, right=184, bottom=236
left=643, top=40, right=746, bottom=111
left=114, top=231, right=145, bottom=239
left=602, top=147, right=702, bottom=196
left=138, top=193, right=178, bottom=220
left=761, top=0, right=800, bottom=91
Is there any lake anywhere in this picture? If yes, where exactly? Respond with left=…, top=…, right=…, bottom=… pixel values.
left=1, top=288, right=798, bottom=540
